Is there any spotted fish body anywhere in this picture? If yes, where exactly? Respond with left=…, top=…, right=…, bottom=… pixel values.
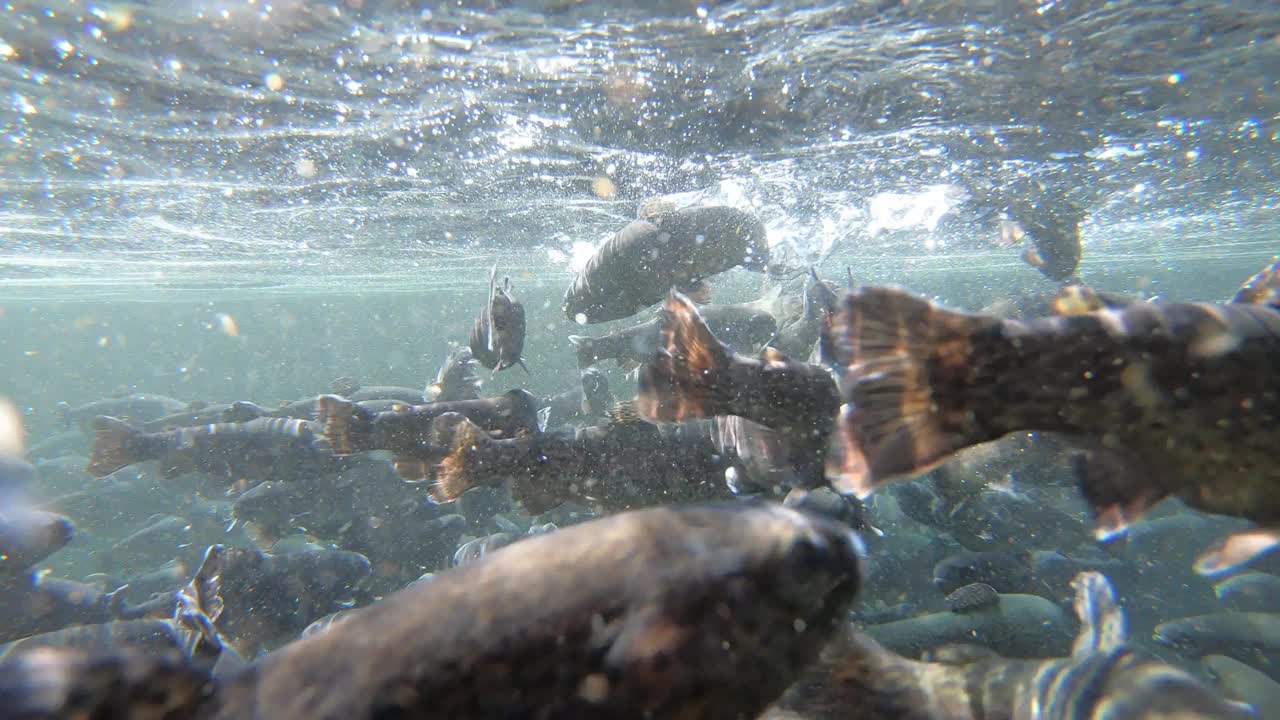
left=563, top=205, right=770, bottom=324
left=427, top=409, right=734, bottom=514
left=824, top=280, right=1280, bottom=572
left=210, top=502, right=864, bottom=720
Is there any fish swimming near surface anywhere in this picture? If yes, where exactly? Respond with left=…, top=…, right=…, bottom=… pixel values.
left=469, top=266, right=528, bottom=374
left=995, top=190, right=1085, bottom=283
left=822, top=259, right=1280, bottom=575
left=769, top=571, right=1252, bottom=720
left=637, top=290, right=841, bottom=490
left=563, top=204, right=771, bottom=324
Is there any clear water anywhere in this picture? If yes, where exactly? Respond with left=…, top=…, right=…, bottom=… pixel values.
left=2, top=0, right=1279, bottom=712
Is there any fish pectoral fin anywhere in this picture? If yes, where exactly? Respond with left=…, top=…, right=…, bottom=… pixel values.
left=1020, top=245, right=1046, bottom=269
left=997, top=219, right=1026, bottom=248
left=603, top=603, right=699, bottom=689
left=1194, top=528, right=1280, bottom=577
left=1069, top=448, right=1166, bottom=541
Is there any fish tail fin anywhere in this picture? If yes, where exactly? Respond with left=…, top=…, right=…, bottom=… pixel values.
left=1070, top=571, right=1126, bottom=656
left=567, top=335, right=599, bottom=368
left=1070, top=450, right=1166, bottom=541
left=87, top=416, right=144, bottom=478
left=636, top=290, right=735, bottom=422
left=55, top=401, right=72, bottom=429
left=822, top=286, right=999, bottom=499
left=176, top=544, right=228, bottom=663
left=429, top=414, right=487, bottom=503
left=314, top=394, right=371, bottom=455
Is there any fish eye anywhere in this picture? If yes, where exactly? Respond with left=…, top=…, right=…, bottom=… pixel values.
left=786, top=534, right=830, bottom=570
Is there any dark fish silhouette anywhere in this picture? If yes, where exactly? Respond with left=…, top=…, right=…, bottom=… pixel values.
left=637, top=291, right=840, bottom=490
left=426, top=407, right=733, bottom=514
left=823, top=258, right=1280, bottom=575
left=470, top=266, right=528, bottom=373
left=539, top=368, right=616, bottom=427
left=314, top=390, right=540, bottom=481
left=997, top=192, right=1085, bottom=283
left=563, top=205, right=770, bottom=324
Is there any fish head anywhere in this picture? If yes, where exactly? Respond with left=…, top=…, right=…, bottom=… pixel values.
left=678, top=501, right=862, bottom=629
left=322, top=550, right=373, bottom=592
left=1151, top=618, right=1202, bottom=651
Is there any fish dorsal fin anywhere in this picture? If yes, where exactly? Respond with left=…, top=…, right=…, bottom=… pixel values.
left=1229, top=258, right=1280, bottom=308
left=486, top=265, right=498, bottom=353
left=1070, top=571, right=1125, bottom=657
left=845, top=266, right=855, bottom=289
